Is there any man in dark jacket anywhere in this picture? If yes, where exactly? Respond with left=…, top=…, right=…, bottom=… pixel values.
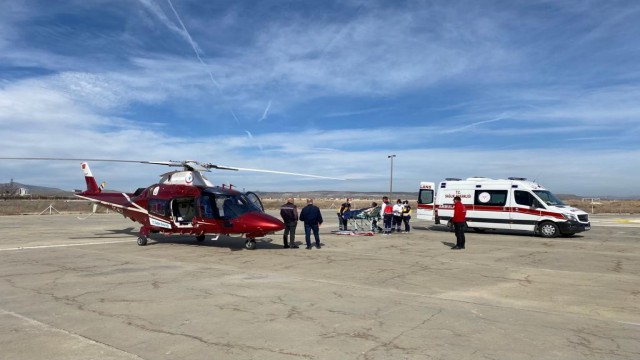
left=338, top=198, right=351, bottom=231
left=299, top=198, right=323, bottom=249
left=280, top=198, right=299, bottom=248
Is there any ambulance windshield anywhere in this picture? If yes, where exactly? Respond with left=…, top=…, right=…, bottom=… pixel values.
left=533, top=190, right=565, bottom=206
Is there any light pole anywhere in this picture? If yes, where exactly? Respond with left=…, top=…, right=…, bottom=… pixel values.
left=387, top=155, right=396, bottom=199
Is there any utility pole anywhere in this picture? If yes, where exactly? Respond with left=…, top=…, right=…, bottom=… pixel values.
left=387, top=155, right=396, bottom=199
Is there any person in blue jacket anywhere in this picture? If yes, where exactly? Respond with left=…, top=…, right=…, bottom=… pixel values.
left=299, top=198, right=323, bottom=249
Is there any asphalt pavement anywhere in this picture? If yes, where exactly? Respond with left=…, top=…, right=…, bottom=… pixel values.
left=0, top=212, right=638, bottom=360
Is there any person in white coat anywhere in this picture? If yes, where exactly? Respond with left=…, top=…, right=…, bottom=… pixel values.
left=392, top=199, right=403, bottom=232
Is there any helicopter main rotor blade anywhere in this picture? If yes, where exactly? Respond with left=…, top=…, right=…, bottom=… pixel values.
left=0, top=157, right=345, bottom=179
left=0, top=157, right=164, bottom=164
left=0, top=157, right=185, bottom=167
left=223, top=166, right=346, bottom=180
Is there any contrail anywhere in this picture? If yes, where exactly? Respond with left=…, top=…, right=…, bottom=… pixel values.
left=258, top=100, right=272, bottom=122
left=166, top=0, right=241, bottom=125
left=440, top=113, right=509, bottom=134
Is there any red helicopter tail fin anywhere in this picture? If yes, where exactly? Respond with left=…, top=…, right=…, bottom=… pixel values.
left=81, top=162, right=102, bottom=195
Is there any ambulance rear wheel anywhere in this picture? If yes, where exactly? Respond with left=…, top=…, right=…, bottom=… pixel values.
left=137, top=236, right=148, bottom=246
left=539, top=222, right=559, bottom=238
left=245, top=239, right=257, bottom=250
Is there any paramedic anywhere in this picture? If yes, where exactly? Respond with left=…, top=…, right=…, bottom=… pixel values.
left=392, top=199, right=403, bottom=232
left=280, top=198, right=299, bottom=248
left=381, top=196, right=393, bottom=235
left=401, top=200, right=412, bottom=233
left=452, top=196, right=467, bottom=250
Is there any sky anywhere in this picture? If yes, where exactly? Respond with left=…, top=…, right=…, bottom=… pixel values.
left=0, top=0, right=639, bottom=197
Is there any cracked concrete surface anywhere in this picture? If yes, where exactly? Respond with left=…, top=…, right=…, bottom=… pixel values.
left=0, top=212, right=639, bottom=359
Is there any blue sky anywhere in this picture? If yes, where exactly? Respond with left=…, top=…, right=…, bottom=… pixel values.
left=1, top=0, right=639, bottom=197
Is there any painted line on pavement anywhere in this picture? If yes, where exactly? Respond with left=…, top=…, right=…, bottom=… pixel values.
left=0, top=239, right=132, bottom=252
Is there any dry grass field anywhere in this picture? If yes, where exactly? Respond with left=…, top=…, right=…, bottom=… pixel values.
left=0, top=197, right=639, bottom=215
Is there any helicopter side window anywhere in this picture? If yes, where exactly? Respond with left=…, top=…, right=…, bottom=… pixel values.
left=210, top=194, right=253, bottom=219
left=223, top=198, right=235, bottom=217
left=148, top=199, right=169, bottom=216
left=199, top=195, right=215, bottom=218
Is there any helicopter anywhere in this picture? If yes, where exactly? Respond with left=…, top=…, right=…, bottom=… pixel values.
left=1, top=157, right=343, bottom=250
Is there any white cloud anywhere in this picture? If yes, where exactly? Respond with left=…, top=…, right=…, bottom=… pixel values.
left=2, top=117, right=638, bottom=197
left=1, top=1, right=639, bottom=198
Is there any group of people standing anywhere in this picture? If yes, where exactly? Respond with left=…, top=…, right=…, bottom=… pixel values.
left=280, top=196, right=467, bottom=250
left=280, top=198, right=323, bottom=250
left=379, top=196, right=412, bottom=235
left=338, top=197, right=412, bottom=234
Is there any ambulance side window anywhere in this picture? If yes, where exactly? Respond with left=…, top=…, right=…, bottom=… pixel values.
left=474, top=190, right=507, bottom=206
left=514, top=191, right=533, bottom=206
left=515, top=190, right=544, bottom=208
left=418, top=189, right=434, bottom=204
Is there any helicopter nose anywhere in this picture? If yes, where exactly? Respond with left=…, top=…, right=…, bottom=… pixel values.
left=241, top=212, right=285, bottom=233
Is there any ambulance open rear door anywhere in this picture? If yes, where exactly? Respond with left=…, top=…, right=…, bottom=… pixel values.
left=417, top=182, right=435, bottom=220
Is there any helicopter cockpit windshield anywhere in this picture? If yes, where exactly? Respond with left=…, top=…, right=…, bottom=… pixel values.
left=199, top=191, right=262, bottom=219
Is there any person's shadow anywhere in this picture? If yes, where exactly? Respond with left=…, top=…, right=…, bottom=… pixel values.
left=441, top=241, right=456, bottom=248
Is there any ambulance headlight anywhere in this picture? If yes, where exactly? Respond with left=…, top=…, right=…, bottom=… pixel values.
left=563, top=213, right=578, bottom=221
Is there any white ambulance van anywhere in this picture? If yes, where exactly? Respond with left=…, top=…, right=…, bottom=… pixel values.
left=417, top=177, right=590, bottom=238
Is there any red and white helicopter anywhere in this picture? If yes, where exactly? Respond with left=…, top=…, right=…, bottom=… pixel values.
left=2, top=158, right=342, bottom=250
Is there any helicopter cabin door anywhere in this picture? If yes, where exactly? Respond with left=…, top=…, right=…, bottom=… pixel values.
left=171, top=197, right=196, bottom=227
left=245, top=192, right=264, bottom=212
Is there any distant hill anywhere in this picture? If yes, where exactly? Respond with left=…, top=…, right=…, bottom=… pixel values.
left=0, top=182, right=73, bottom=197
left=558, top=193, right=640, bottom=200
left=557, top=194, right=582, bottom=200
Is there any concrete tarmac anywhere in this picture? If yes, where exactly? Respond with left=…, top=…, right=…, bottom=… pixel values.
left=0, top=212, right=639, bottom=360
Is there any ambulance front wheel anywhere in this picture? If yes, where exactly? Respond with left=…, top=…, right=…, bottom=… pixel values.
left=539, top=221, right=559, bottom=238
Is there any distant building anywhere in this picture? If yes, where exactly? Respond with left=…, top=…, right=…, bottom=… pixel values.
left=1, top=179, right=29, bottom=197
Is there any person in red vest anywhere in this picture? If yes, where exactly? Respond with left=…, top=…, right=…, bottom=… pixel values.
left=381, top=196, right=393, bottom=235
left=451, top=196, right=467, bottom=250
